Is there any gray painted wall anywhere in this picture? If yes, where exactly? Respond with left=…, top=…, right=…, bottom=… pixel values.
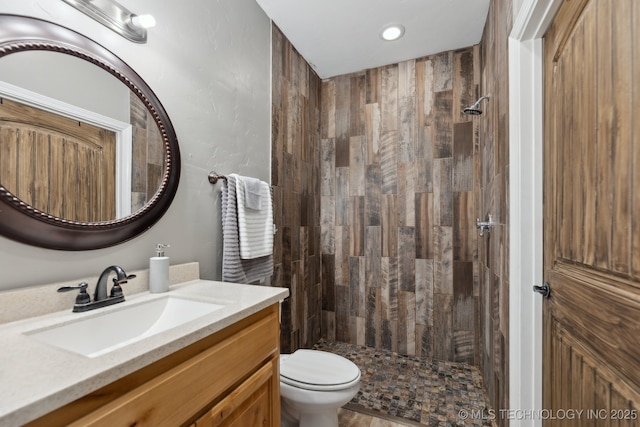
left=0, top=0, right=271, bottom=291
left=0, top=51, right=130, bottom=123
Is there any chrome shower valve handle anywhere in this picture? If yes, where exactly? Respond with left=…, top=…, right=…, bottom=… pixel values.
left=476, top=214, right=496, bottom=237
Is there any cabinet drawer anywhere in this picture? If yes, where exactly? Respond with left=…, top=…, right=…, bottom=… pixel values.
left=68, top=309, right=279, bottom=427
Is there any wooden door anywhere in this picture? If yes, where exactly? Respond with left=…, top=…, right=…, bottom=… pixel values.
left=0, top=98, right=116, bottom=222
left=543, top=0, right=640, bottom=424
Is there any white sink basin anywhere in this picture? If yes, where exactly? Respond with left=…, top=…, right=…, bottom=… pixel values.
left=25, top=296, right=224, bottom=358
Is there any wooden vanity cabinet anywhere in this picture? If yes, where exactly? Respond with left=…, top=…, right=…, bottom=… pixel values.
left=25, top=304, right=281, bottom=427
left=192, top=359, right=277, bottom=427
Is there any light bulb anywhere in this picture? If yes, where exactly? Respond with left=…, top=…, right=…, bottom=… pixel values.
left=131, top=14, right=156, bottom=29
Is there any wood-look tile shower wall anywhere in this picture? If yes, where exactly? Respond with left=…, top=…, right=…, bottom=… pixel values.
left=271, top=25, right=323, bottom=353
left=477, top=0, right=513, bottom=419
left=320, top=48, right=480, bottom=363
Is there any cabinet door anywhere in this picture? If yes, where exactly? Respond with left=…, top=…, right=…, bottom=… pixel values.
left=195, top=359, right=279, bottom=427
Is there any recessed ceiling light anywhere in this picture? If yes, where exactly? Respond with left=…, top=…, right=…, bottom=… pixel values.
left=380, top=24, right=405, bottom=41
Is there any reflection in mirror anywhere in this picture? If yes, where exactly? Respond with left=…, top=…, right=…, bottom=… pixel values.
left=0, top=14, right=180, bottom=250
left=0, top=51, right=165, bottom=221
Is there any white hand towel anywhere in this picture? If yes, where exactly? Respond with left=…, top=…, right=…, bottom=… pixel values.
left=231, top=174, right=274, bottom=259
left=243, top=176, right=263, bottom=210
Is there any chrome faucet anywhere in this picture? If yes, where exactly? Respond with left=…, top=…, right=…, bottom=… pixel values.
left=58, top=266, right=136, bottom=312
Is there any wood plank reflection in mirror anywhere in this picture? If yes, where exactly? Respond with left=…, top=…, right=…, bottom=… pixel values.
left=130, top=92, right=164, bottom=213
left=0, top=98, right=116, bottom=222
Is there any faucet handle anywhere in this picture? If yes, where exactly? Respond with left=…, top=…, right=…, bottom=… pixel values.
left=109, top=274, right=136, bottom=298
left=57, top=282, right=91, bottom=305
left=114, top=274, right=137, bottom=284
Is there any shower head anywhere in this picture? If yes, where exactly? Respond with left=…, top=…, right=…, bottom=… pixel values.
left=462, top=107, right=483, bottom=115
left=463, top=94, right=490, bottom=115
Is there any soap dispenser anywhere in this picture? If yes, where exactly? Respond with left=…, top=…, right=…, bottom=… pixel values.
left=149, top=243, right=170, bottom=293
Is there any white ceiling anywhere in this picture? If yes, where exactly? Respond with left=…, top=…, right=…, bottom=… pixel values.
left=255, top=0, right=491, bottom=79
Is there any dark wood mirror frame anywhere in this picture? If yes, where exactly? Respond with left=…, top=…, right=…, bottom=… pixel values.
left=0, top=15, right=181, bottom=250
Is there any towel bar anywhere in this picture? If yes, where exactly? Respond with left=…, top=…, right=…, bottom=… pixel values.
left=208, top=172, right=227, bottom=184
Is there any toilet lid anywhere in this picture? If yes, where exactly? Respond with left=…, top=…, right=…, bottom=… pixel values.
left=280, top=350, right=360, bottom=390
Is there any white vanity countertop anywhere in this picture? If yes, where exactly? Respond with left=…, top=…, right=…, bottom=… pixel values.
left=0, top=280, right=288, bottom=427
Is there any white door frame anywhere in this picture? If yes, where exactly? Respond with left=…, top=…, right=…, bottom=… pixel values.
left=508, top=0, right=562, bottom=425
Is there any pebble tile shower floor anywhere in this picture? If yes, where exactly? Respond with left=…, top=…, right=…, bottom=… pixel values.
left=313, top=339, right=495, bottom=426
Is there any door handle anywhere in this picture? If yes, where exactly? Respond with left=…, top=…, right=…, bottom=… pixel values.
left=533, top=282, right=551, bottom=298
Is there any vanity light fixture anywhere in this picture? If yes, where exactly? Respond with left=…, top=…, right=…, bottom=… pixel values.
left=130, top=14, right=157, bottom=29
left=380, top=24, right=405, bottom=41
left=61, top=0, right=155, bottom=43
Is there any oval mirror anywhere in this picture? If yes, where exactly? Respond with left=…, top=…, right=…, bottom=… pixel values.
left=0, top=15, right=180, bottom=250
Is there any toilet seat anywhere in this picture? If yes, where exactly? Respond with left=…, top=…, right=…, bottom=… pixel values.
left=280, top=350, right=361, bottom=391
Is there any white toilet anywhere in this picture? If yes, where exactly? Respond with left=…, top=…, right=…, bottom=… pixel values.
left=279, top=349, right=361, bottom=427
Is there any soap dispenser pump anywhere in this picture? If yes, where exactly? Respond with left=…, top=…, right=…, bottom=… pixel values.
left=149, top=243, right=170, bottom=293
